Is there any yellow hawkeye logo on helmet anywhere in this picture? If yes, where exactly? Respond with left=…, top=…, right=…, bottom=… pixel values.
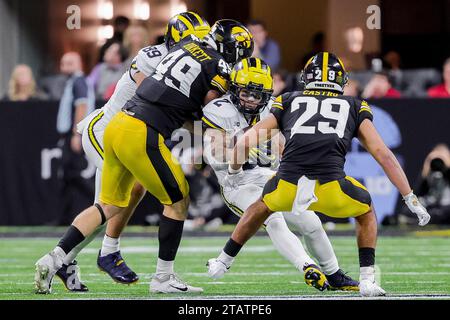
left=231, top=26, right=252, bottom=48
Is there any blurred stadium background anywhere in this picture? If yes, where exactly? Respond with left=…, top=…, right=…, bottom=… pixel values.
left=0, top=0, right=450, bottom=299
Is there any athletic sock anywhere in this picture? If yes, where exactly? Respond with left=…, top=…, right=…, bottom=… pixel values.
left=57, top=225, right=86, bottom=255
left=158, top=215, right=184, bottom=263
left=100, top=234, right=120, bottom=257
left=156, top=258, right=174, bottom=276
left=52, top=246, right=67, bottom=261
left=217, top=250, right=234, bottom=267
left=63, top=224, right=105, bottom=265
left=223, top=238, right=242, bottom=257
left=359, top=247, right=375, bottom=267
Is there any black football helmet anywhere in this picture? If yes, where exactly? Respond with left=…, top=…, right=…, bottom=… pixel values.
left=300, top=52, right=348, bottom=93
left=207, top=19, right=254, bottom=64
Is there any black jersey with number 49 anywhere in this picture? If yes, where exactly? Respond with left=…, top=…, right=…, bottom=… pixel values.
left=270, top=90, right=373, bottom=183
left=124, top=36, right=229, bottom=138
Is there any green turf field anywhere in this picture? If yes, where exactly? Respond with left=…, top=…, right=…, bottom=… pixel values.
left=1, top=235, right=450, bottom=300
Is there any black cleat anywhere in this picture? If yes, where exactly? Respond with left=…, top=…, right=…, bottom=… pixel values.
left=326, top=269, right=359, bottom=291
left=55, top=260, right=89, bottom=292
left=97, top=250, right=139, bottom=284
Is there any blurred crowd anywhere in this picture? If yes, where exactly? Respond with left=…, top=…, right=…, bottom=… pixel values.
left=2, top=16, right=450, bottom=227
left=3, top=18, right=450, bottom=103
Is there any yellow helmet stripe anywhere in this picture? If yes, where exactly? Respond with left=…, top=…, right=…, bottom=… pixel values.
left=305, top=56, right=314, bottom=68
left=242, top=58, right=249, bottom=71
left=191, top=12, right=204, bottom=26
left=337, top=57, right=347, bottom=72
left=256, top=58, right=261, bottom=70
left=322, top=52, right=329, bottom=82
left=178, top=15, right=194, bottom=32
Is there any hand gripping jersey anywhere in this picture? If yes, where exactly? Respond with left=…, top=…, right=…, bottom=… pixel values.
left=202, top=94, right=274, bottom=185
left=99, top=43, right=168, bottom=127
left=124, top=37, right=230, bottom=138
left=270, top=89, right=373, bottom=184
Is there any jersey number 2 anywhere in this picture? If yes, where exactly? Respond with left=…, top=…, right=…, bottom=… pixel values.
left=153, top=49, right=202, bottom=97
left=290, top=97, right=350, bottom=138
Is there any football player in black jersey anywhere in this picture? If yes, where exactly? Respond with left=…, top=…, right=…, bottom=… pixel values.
left=34, top=19, right=254, bottom=294
left=208, top=52, right=431, bottom=297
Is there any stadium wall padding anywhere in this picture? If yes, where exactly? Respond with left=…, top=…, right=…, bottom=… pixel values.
left=0, top=99, right=449, bottom=225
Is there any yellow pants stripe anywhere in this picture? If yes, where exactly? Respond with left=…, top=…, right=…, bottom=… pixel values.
left=88, top=110, right=105, bottom=159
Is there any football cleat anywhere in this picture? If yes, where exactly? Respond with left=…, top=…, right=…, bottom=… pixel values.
left=359, top=279, right=386, bottom=297
left=206, top=258, right=231, bottom=279
left=34, top=251, right=64, bottom=294
left=97, top=250, right=139, bottom=284
left=55, top=260, right=89, bottom=292
left=150, top=273, right=203, bottom=293
left=326, top=269, right=359, bottom=291
left=303, top=264, right=329, bottom=291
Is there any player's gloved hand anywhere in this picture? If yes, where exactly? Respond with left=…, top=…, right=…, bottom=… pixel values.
left=223, top=165, right=244, bottom=192
left=206, top=257, right=232, bottom=279
left=403, top=191, right=431, bottom=226
left=248, top=147, right=276, bottom=166
left=359, top=267, right=386, bottom=297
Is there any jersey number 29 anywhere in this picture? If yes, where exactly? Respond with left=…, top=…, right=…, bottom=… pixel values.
left=153, top=49, right=202, bottom=97
left=290, top=97, right=350, bottom=138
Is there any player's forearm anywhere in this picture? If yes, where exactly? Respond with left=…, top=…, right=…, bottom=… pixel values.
left=374, top=147, right=412, bottom=196
left=134, top=72, right=146, bottom=87
left=204, top=131, right=231, bottom=168
left=230, top=128, right=259, bottom=170
left=73, top=103, right=87, bottom=134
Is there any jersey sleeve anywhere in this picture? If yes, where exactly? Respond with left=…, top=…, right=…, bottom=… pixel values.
left=202, top=100, right=235, bottom=131
left=208, top=58, right=230, bottom=94
left=355, top=99, right=374, bottom=126
left=270, top=94, right=287, bottom=124
left=135, top=45, right=166, bottom=76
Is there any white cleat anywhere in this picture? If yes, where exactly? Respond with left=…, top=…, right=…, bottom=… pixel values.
left=150, top=273, right=203, bottom=294
left=34, top=251, right=63, bottom=294
left=359, top=279, right=386, bottom=297
left=207, top=258, right=230, bottom=279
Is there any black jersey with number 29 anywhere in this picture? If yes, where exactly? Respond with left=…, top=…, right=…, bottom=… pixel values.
left=270, top=90, right=374, bottom=183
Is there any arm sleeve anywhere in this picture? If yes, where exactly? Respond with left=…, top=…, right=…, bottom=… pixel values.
left=73, top=77, right=89, bottom=107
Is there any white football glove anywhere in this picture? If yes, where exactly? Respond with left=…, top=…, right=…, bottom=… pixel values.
left=403, top=191, right=431, bottom=226
left=223, top=166, right=245, bottom=192
left=248, top=147, right=276, bottom=166
left=359, top=266, right=386, bottom=297
left=359, top=280, right=386, bottom=297
left=207, top=258, right=232, bottom=279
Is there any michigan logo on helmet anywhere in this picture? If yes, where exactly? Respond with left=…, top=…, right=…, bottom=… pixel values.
left=230, top=57, right=273, bottom=115
left=300, top=52, right=348, bottom=93
left=164, top=11, right=210, bottom=48
left=208, top=19, right=254, bottom=64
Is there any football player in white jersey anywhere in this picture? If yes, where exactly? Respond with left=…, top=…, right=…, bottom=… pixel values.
left=51, top=12, right=211, bottom=292
left=204, top=57, right=359, bottom=291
